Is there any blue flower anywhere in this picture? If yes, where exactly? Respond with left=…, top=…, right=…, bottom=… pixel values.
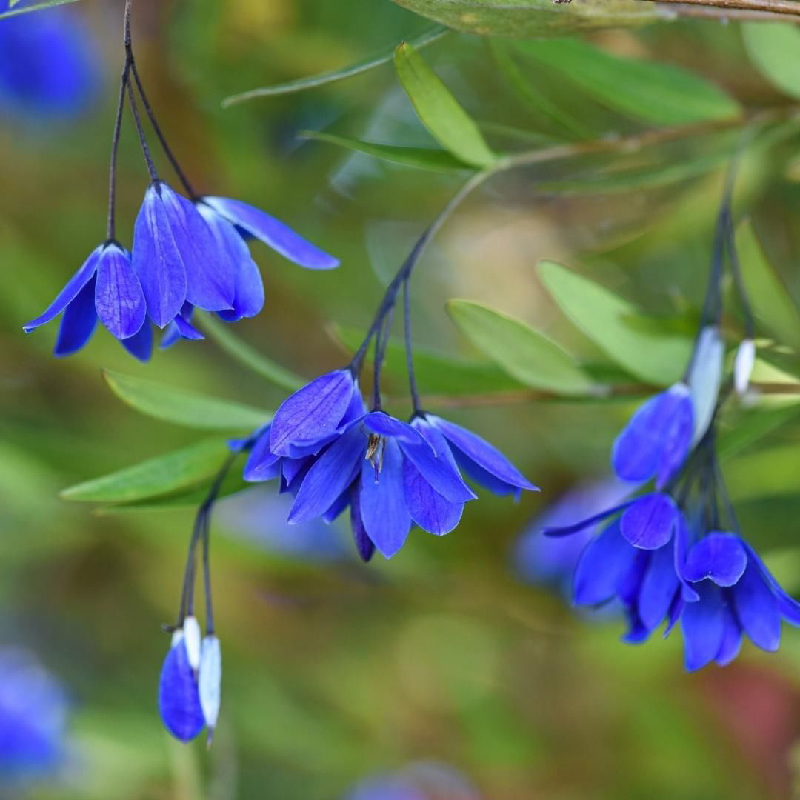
left=0, top=648, right=69, bottom=784
left=0, top=1, right=99, bottom=123
left=344, top=762, right=479, bottom=800
left=158, top=632, right=204, bottom=742
left=23, top=242, right=152, bottom=360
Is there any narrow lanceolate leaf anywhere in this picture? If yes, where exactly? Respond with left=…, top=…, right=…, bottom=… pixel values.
left=736, top=221, right=800, bottom=351
left=394, top=42, right=496, bottom=169
left=446, top=300, right=595, bottom=394
left=300, top=131, right=471, bottom=172
left=741, top=23, right=800, bottom=100
left=391, top=0, right=661, bottom=38
left=514, top=39, right=739, bottom=125
left=222, top=25, right=449, bottom=106
left=537, top=261, right=692, bottom=386
left=61, top=440, right=233, bottom=504
left=0, top=0, right=79, bottom=18
left=103, top=370, right=271, bottom=432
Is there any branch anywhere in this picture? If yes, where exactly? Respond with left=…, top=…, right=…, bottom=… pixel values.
left=649, top=0, right=800, bottom=21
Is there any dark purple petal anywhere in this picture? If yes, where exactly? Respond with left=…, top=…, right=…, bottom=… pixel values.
left=359, top=438, right=411, bottom=558
left=732, top=558, right=781, bottom=652
left=288, top=425, right=364, bottom=523
left=402, top=456, right=463, bottom=535
left=24, top=245, right=101, bottom=332
left=270, top=370, right=356, bottom=457
left=158, top=637, right=204, bottom=742
left=543, top=500, right=634, bottom=538
left=362, top=412, right=424, bottom=446
left=54, top=277, right=97, bottom=356
left=611, top=383, right=693, bottom=487
left=683, top=533, right=747, bottom=588
left=674, top=513, right=699, bottom=602
left=203, top=196, right=339, bottom=270
left=715, top=603, right=743, bottom=666
left=428, top=415, right=537, bottom=492
left=620, top=493, right=677, bottom=550
left=94, top=243, right=146, bottom=339
left=572, top=519, right=638, bottom=606
left=243, top=427, right=281, bottom=482
left=121, top=321, right=153, bottom=362
left=637, top=542, right=680, bottom=632
left=349, top=486, right=375, bottom=562
left=680, top=583, right=725, bottom=671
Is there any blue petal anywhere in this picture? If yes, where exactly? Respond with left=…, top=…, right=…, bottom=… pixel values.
left=288, top=425, right=364, bottom=523
left=243, top=427, right=281, bottom=482
left=683, top=533, right=747, bottom=588
left=23, top=245, right=101, bottom=332
left=322, top=489, right=350, bottom=523
left=732, top=558, right=781, bottom=652
left=203, top=196, right=339, bottom=270
left=428, top=415, right=537, bottom=493
left=349, top=487, right=375, bottom=562
left=121, top=322, right=153, bottom=362
left=611, top=383, right=693, bottom=488
left=362, top=412, right=424, bottom=446
left=54, top=276, right=97, bottom=356
left=674, top=513, right=700, bottom=602
left=158, top=638, right=204, bottom=742
left=715, top=603, right=742, bottom=666
left=94, top=243, right=146, bottom=339
left=616, top=549, right=650, bottom=607
left=270, top=370, right=357, bottom=457
left=359, top=438, right=411, bottom=559
left=740, top=541, right=800, bottom=626
left=620, top=493, right=677, bottom=550
left=664, top=594, right=685, bottom=637
left=402, top=456, right=463, bottom=535
left=198, top=203, right=264, bottom=321
left=680, top=583, right=725, bottom=671
left=572, top=519, right=637, bottom=606
left=637, top=541, right=680, bottom=632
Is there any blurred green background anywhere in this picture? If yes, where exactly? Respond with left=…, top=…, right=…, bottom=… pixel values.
left=3, top=0, right=800, bottom=797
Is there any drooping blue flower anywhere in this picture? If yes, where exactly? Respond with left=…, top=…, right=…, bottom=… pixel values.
left=23, top=242, right=151, bottom=360
left=0, top=1, right=99, bottom=123
left=158, top=632, right=204, bottom=742
left=0, top=648, right=69, bottom=785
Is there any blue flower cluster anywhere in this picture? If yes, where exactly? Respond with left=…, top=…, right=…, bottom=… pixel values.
left=546, top=325, right=800, bottom=669
left=241, top=369, right=536, bottom=560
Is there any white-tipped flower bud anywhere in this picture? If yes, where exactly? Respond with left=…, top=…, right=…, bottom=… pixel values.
left=182, top=616, right=201, bottom=673
left=687, top=325, right=724, bottom=445
left=734, top=339, right=755, bottom=396
left=199, top=635, right=221, bottom=743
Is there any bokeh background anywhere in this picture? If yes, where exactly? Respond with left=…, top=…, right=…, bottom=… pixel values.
left=3, top=0, right=800, bottom=798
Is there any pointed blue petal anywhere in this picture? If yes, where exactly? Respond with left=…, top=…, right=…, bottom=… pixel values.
left=362, top=412, right=424, bottom=446
left=622, top=607, right=651, bottom=644
left=715, top=604, right=742, bottom=666
left=173, top=313, right=204, bottom=340
left=350, top=486, right=375, bottom=562
left=680, top=583, right=725, bottom=671
left=288, top=425, right=364, bottom=523
left=121, top=322, right=153, bottom=361
left=617, top=549, right=650, bottom=606
left=94, top=243, right=146, bottom=339
left=611, top=383, right=693, bottom=487
left=572, top=519, right=637, bottom=606
left=428, top=415, right=537, bottom=492
left=198, top=203, right=264, bottom=321
left=23, top=245, right=101, bottom=332
left=160, top=320, right=183, bottom=350
left=243, top=427, right=281, bottom=482
left=664, top=594, right=685, bottom=637
left=674, top=513, right=700, bottom=602
left=158, top=638, right=204, bottom=742
left=270, top=370, right=357, bottom=457
left=402, top=456, right=463, bottom=535
left=54, top=277, right=98, bottom=356
left=638, top=542, right=680, bottom=632
left=732, top=558, right=781, bottom=652
left=322, top=489, right=349, bottom=523
left=683, top=533, right=747, bottom=588
left=132, top=183, right=189, bottom=327
left=203, top=196, right=339, bottom=270
left=359, top=439, right=411, bottom=558
left=620, top=493, right=677, bottom=550
left=740, top=541, right=800, bottom=626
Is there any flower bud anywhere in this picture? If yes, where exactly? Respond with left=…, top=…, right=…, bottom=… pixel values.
left=182, top=616, right=201, bottom=674
left=199, top=635, right=221, bottom=745
left=734, top=339, right=755, bottom=396
left=687, top=325, right=724, bottom=444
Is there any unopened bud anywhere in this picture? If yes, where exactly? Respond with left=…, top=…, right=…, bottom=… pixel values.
left=734, top=339, right=755, bottom=396
left=182, top=616, right=201, bottom=674
left=199, top=635, right=221, bottom=745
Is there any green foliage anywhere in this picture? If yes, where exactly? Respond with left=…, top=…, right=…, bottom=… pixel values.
left=0, top=0, right=78, bottom=18
left=742, top=22, right=800, bottom=100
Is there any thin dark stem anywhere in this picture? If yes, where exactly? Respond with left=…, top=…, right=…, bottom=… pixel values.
left=178, top=510, right=205, bottom=624
left=106, top=60, right=130, bottom=242
left=202, top=511, right=214, bottom=636
left=724, top=209, right=756, bottom=339
left=371, top=305, right=395, bottom=410
left=126, top=80, right=158, bottom=182
left=402, top=278, right=422, bottom=415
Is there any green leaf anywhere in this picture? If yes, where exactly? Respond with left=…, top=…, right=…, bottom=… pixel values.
left=742, top=23, right=800, bottom=100
left=61, top=440, right=232, bottom=504
left=222, top=25, right=449, bottom=106
left=103, top=370, right=271, bottom=432
left=513, top=39, right=739, bottom=125
left=394, top=41, right=496, bottom=169
left=300, top=131, right=471, bottom=172
left=391, top=0, right=662, bottom=38
left=331, top=324, right=523, bottom=394
left=0, top=0, right=79, bottom=18
left=537, top=261, right=692, bottom=385
left=736, top=221, right=800, bottom=350
left=719, top=405, right=800, bottom=461
left=196, top=312, right=303, bottom=391
left=446, top=300, right=596, bottom=394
